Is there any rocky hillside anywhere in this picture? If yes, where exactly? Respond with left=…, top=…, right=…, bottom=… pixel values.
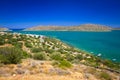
left=0, top=32, right=119, bottom=80
left=0, top=27, right=9, bottom=31
left=25, top=24, right=112, bottom=31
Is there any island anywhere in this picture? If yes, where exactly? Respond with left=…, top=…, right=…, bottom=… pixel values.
left=112, top=27, right=120, bottom=30
left=0, top=27, right=9, bottom=31
left=0, top=32, right=119, bottom=80
left=24, top=24, right=112, bottom=31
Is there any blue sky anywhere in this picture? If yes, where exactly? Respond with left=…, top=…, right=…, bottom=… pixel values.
left=0, top=0, right=120, bottom=29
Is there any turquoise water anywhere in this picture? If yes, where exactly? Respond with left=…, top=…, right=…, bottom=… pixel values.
left=12, top=30, right=120, bottom=62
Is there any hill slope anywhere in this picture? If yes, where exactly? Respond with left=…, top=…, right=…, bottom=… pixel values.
left=25, top=24, right=112, bottom=31
left=0, top=32, right=119, bottom=80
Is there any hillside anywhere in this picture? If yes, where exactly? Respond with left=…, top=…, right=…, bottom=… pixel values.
left=0, top=27, right=9, bottom=31
left=0, top=32, right=119, bottom=80
left=25, top=24, right=112, bottom=31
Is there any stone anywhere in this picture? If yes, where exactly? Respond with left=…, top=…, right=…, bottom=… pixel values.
left=29, top=61, right=37, bottom=68
left=48, top=68, right=71, bottom=75
left=15, top=69, right=25, bottom=74
left=84, top=73, right=92, bottom=79
left=24, top=70, right=30, bottom=75
left=12, top=74, right=16, bottom=77
left=40, top=62, right=44, bottom=65
left=17, top=64, right=22, bottom=68
left=0, top=69, right=11, bottom=77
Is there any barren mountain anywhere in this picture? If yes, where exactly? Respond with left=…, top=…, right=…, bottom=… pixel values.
left=25, top=24, right=112, bottom=31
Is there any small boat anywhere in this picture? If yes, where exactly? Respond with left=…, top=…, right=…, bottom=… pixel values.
left=97, top=53, right=102, bottom=57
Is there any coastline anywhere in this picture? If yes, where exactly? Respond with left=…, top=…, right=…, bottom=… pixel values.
left=0, top=32, right=120, bottom=80
left=11, top=30, right=120, bottom=62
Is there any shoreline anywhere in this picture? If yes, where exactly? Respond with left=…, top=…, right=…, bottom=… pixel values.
left=8, top=31, right=120, bottom=62
left=0, top=32, right=120, bottom=80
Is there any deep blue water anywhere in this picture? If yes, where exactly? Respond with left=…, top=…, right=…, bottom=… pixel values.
left=12, top=30, right=120, bottom=62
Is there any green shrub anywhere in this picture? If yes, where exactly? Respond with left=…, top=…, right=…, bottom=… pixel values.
left=22, top=51, right=31, bottom=58
left=52, top=61, right=59, bottom=66
left=11, top=38, right=18, bottom=43
left=0, top=40, right=5, bottom=45
left=99, top=72, right=111, bottom=80
left=0, top=37, right=5, bottom=45
left=0, top=47, right=25, bottom=64
left=50, top=52, right=63, bottom=61
left=25, top=42, right=32, bottom=48
left=6, top=39, right=12, bottom=44
left=102, top=60, right=114, bottom=68
left=65, top=53, right=74, bottom=62
left=32, top=48, right=42, bottom=53
left=33, top=52, right=46, bottom=60
left=44, top=48, right=54, bottom=53
left=16, top=37, right=23, bottom=41
left=59, top=60, right=72, bottom=69
left=7, top=38, right=17, bottom=45
left=75, top=54, right=83, bottom=61
left=57, top=49, right=65, bottom=54
left=15, top=42, right=23, bottom=48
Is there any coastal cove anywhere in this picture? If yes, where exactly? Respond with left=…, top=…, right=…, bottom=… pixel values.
left=11, top=30, right=120, bottom=62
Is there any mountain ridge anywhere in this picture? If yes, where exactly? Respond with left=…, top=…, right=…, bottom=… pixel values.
left=24, top=24, right=112, bottom=31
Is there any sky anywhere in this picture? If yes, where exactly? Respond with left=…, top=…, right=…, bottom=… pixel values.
left=0, top=0, right=120, bottom=29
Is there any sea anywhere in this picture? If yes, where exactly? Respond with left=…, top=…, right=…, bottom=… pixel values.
left=11, top=30, right=120, bottom=62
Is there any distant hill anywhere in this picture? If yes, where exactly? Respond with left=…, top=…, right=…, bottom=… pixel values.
left=24, top=24, right=112, bottom=31
left=112, top=27, right=120, bottom=30
left=0, top=27, right=9, bottom=31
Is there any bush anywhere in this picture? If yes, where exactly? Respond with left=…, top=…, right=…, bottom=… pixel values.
left=22, top=51, right=31, bottom=58
left=50, top=52, right=63, bottom=61
left=0, top=40, right=5, bottom=45
left=16, top=37, right=23, bottom=41
left=7, top=39, right=17, bottom=45
left=0, top=47, right=26, bottom=64
left=33, top=52, right=46, bottom=60
left=25, top=42, right=32, bottom=48
left=15, top=42, right=23, bottom=48
left=65, top=53, right=74, bottom=62
left=32, top=48, right=42, bottom=53
left=75, top=54, right=83, bottom=61
left=0, top=37, right=5, bottom=45
left=44, top=48, right=54, bottom=53
left=59, top=60, right=72, bottom=69
left=99, top=72, right=111, bottom=80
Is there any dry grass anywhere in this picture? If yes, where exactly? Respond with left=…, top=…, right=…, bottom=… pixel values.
left=0, top=59, right=119, bottom=80
left=0, top=59, right=97, bottom=80
left=0, top=73, right=94, bottom=80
